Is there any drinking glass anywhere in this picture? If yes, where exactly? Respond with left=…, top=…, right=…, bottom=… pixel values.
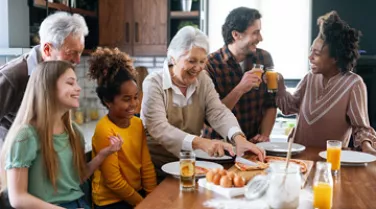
left=180, top=150, right=196, bottom=191
left=252, top=63, right=264, bottom=90
left=327, top=140, right=342, bottom=176
left=265, top=67, right=278, bottom=93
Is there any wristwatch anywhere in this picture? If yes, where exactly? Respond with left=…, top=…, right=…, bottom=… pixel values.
left=229, top=131, right=246, bottom=144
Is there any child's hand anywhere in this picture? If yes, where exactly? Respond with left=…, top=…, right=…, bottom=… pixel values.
left=108, top=134, right=124, bottom=152
left=100, top=132, right=124, bottom=157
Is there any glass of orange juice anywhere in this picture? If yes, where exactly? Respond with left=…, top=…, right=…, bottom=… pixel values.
left=326, top=140, right=342, bottom=176
left=252, top=63, right=264, bottom=90
left=180, top=151, right=196, bottom=191
left=265, top=67, right=278, bottom=93
left=313, top=162, right=333, bottom=209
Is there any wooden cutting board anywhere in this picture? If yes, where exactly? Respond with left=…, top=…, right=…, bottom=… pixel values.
left=227, top=156, right=314, bottom=187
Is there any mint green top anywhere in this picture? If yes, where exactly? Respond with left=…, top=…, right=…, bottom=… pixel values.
left=5, top=124, right=85, bottom=204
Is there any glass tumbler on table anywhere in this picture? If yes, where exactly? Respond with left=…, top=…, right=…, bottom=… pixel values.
left=180, top=150, right=196, bottom=191
left=326, top=140, right=342, bottom=176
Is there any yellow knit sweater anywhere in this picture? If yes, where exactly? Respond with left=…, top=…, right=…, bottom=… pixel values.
left=92, top=116, right=156, bottom=206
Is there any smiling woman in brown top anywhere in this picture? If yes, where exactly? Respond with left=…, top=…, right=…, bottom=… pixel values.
left=277, top=11, right=376, bottom=155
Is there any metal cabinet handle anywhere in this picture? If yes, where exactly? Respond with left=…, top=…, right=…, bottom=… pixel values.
left=125, top=22, right=130, bottom=43
left=135, top=22, right=139, bottom=43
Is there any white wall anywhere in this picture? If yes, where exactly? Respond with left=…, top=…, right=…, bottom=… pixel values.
left=0, top=0, right=9, bottom=48
left=208, top=0, right=312, bottom=79
left=0, top=0, right=29, bottom=48
left=208, top=0, right=260, bottom=52
left=258, top=0, right=311, bottom=79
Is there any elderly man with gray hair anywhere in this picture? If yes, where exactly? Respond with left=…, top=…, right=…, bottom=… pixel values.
left=141, top=26, right=265, bottom=181
left=0, top=11, right=89, bottom=142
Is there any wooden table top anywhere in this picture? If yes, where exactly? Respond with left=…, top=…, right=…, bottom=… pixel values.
left=135, top=147, right=376, bottom=209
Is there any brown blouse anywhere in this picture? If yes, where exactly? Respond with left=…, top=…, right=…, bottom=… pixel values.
left=277, top=71, right=376, bottom=148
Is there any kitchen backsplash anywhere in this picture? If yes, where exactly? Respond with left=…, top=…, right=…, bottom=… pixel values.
left=0, top=54, right=165, bottom=124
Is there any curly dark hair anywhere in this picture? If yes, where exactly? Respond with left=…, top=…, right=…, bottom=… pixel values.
left=317, top=11, right=361, bottom=73
left=88, top=47, right=137, bottom=108
left=222, top=7, right=261, bottom=45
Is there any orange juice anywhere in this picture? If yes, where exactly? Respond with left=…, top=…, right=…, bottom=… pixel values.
left=254, top=71, right=263, bottom=87
left=327, top=147, right=341, bottom=170
left=313, top=182, right=333, bottom=209
left=266, top=71, right=278, bottom=92
left=180, top=160, right=195, bottom=190
left=179, top=150, right=196, bottom=191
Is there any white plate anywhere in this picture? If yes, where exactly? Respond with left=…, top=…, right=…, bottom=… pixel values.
left=161, top=161, right=223, bottom=177
left=319, top=150, right=376, bottom=164
left=256, top=142, right=306, bottom=153
left=194, top=149, right=232, bottom=161
left=269, top=134, right=288, bottom=143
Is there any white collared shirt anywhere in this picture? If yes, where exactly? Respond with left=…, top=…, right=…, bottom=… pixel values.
left=239, top=61, right=246, bottom=73
left=26, top=45, right=42, bottom=75
left=161, top=62, right=242, bottom=151
left=162, top=63, right=198, bottom=107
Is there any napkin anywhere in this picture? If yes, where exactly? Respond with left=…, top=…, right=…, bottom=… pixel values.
left=201, top=184, right=314, bottom=209
left=203, top=198, right=269, bottom=209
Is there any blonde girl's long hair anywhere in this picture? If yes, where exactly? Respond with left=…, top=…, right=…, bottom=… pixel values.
left=0, top=60, right=87, bottom=192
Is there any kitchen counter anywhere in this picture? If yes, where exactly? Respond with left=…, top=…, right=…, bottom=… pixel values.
left=270, top=117, right=296, bottom=142
left=78, top=121, right=97, bottom=153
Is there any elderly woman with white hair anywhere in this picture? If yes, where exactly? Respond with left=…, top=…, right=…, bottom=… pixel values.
left=0, top=11, right=88, bottom=141
left=141, top=26, right=265, bottom=179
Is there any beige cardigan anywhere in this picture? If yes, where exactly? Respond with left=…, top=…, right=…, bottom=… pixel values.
left=141, top=70, right=242, bottom=157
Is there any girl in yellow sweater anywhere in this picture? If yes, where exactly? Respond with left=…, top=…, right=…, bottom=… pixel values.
left=88, top=48, right=157, bottom=209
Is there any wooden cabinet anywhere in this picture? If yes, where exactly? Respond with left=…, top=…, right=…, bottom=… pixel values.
left=99, top=0, right=132, bottom=54
left=133, top=0, right=168, bottom=55
left=99, top=0, right=167, bottom=56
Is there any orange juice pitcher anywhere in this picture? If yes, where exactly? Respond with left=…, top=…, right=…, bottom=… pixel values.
left=313, top=162, right=333, bottom=209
